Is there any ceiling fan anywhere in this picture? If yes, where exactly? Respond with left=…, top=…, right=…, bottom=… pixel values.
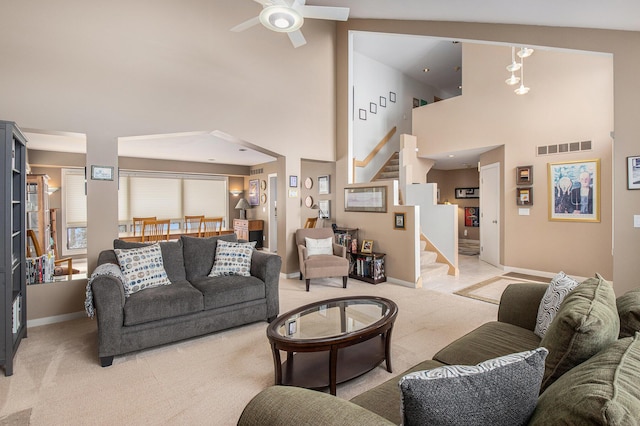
left=231, top=0, right=349, bottom=48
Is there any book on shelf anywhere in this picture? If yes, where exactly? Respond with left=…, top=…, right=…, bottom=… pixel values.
left=12, top=295, right=21, bottom=334
left=26, top=252, right=55, bottom=284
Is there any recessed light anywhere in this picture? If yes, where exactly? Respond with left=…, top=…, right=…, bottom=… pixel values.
left=208, top=158, right=216, bottom=162
left=239, top=148, right=247, bottom=152
left=448, top=154, right=455, bottom=158
left=423, top=68, right=430, bottom=73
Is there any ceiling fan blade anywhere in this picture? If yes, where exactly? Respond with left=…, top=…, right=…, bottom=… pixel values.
left=253, top=0, right=273, bottom=5
left=296, top=5, right=349, bottom=21
left=288, top=30, right=307, bottom=48
left=230, top=16, right=261, bottom=32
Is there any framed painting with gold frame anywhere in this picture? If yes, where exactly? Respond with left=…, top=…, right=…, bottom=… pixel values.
left=548, top=159, right=600, bottom=222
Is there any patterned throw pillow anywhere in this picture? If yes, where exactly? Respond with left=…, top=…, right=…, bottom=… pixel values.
left=399, top=348, right=548, bottom=426
left=209, top=240, right=256, bottom=277
left=114, top=243, right=172, bottom=297
left=305, top=237, right=333, bottom=256
left=534, top=271, right=579, bottom=338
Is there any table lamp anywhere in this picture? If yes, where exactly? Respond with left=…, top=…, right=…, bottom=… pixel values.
left=235, top=198, right=251, bottom=219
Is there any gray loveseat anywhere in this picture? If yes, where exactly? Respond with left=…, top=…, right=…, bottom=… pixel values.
left=91, top=233, right=281, bottom=367
left=239, top=277, right=640, bottom=425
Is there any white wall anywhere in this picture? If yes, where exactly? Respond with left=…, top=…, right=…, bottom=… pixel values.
left=352, top=51, right=436, bottom=182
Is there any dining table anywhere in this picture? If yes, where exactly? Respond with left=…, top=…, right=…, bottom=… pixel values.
left=118, top=229, right=234, bottom=242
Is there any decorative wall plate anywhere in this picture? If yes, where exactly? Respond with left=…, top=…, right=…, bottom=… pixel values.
left=261, top=193, right=267, bottom=204
left=305, top=195, right=313, bottom=208
left=304, top=177, right=313, bottom=189
left=260, top=180, right=267, bottom=190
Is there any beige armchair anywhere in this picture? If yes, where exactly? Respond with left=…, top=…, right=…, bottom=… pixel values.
left=295, top=228, right=349, bottom=292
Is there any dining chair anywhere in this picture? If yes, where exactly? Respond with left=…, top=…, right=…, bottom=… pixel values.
left=184, top=215, right=205, bottom=235
left=26, top=229, right=77, bottom=276
left=304, top=217, right=318, bottom=228
left=200, top=217, right=224, bottom=237
left=133, top=216, right=157, bottom=236
left=141, top=219, right=171, bottom=242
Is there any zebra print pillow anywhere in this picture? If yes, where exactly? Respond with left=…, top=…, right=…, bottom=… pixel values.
left=534, top=271, right=579, bottom=338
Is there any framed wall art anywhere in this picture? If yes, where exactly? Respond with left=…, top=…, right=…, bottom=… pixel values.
left=344, top=186, right=387, bottom=213
left=516, top=165, right=533, bottom=185
left=516, top=187, right=533, bottom=206
left=394, top=212, right=405, bottom=230
left=91, top=165, right=114, bottom=181
left=361, top=239, right=373, bottom=254
left=289, top=175, right=298, bottom=188
left=464, top=207, right=479, bottom=227
left=548, top=159, right=600, bottom=222
left=455, top=187, right=479, bottom=199
left=318, top=200, right=330, bottom=219
left=628, top=155, right=640, bottom=189
left=248, top=179, right=259, bottom=206
left=318, top=175, right=330, bottom=195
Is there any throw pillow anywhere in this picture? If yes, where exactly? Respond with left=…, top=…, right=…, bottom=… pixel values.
left=399, top=347, right=548, bottom=426
left=114, top=243, right=172, bottom=296
left=208, top=239, right=256, bottom=277
left=529, top=333, right=640, bottom=425
left=534, top=271, right=580, bottom=338
left=616, top=288, right=640, bottom=338
left=539, top=273, right=619, bottom=392
left=305, top=237, right=334, bottom=256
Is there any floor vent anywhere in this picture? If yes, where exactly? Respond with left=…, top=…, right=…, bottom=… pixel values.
left=537, top=140, right=592, bottom=156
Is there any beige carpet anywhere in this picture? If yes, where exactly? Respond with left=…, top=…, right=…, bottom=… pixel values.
left=455, top=273, right=549, bottom=305
left=0, top=276, right=498, bottom=426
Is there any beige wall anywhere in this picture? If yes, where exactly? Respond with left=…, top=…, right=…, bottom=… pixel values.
left=428, top=168, right=481, bottom=240
left=338, top=20, right=637, bottom=294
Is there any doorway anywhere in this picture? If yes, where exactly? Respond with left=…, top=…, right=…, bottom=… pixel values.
left=479, top=162, right=500, bottom=267
left=268, top=173, right=278, bottom=252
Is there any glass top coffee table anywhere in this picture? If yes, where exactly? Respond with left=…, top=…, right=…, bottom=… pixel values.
left=266, top=296, right=398, bottom=395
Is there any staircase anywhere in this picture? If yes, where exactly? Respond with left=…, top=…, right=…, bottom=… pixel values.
left=373, top=152, right=399, bottom=181
left=420, top=240, right=450, bottom=281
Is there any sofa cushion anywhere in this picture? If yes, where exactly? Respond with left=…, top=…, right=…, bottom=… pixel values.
left=399, top=348, right=548, bottom=426
left=530, top=333, right=640, bottom=425
left=114, top=239, right=187, bottom=282
left=181, top=234, right=238, bottom=281
left=617, top=288, right=640, bottom=338
left=114, top=243, right=172, bottom=296
left=534, top=271, right=579, bottom=338
left=433, top=321, right=541, bottom=366
left=191, top=275, right=266, bottom=310
left=539, top=273, right=619, bottom=392
left=123, top=280, right=204, bottom=326
left=209, top=240, right=256, bottom=277
left=351, top=359, right=446, bottom=425
left=305, top=237, right=333, bottom=256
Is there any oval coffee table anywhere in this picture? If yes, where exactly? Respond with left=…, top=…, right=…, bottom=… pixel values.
left=266, top=296, right=398, bottom=395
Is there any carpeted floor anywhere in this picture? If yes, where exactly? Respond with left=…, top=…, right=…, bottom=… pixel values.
left=0, top=265, right=500, bottom=425
left=455, top=273, right=549, bottom=305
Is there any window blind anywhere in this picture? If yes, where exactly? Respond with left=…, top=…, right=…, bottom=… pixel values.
left=129, top=176, right=182, bottom=219
left=183, top=179, right=227, bottom=218
left=62, top=169, right=87, bottom=224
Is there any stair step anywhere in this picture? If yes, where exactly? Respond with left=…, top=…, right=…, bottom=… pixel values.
left=421, top=262, right=450, bottom=280
left=383, top=165, right=399, bottom=172
left=420, top=250, right=438, bottom=266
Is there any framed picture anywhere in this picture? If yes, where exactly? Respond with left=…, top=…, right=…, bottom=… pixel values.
left=464, top=207, right=480, bottom=227
left=516, top=165, right=533, bottom=185
left=628, top=156, right=640, bottom=189
left=249, top=179, right=259, bottom=206
left=359, top=109, right=367, bottom=120
left=318, top=199, right=330, bottom=219
left=318, top=175, right=330, bottom=195
left=394, top=212, right=405, bottom=230
left=389, top=92, right=396, bottom=103
left=289, top=175, right=298, bottom=188
left=370, top=102, right=377, bottom=114
left=344, top=186, right=387, bottom=213
left=413, top=98, right=420, bottom=108
left=379, top=96, right=386, bottom=107
left=455, top=187, right=480, bottom=199
left=361, top=239, right=373, bottom=254
left=516, top=187, right=533, bottom=206
left=548, top=159, right=600, bottom=222
left=91, top=165, right=114, bottom=181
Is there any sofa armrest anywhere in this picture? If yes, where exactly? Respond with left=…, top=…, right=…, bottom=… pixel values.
left=91, top=257, right=126, bottom=360
left=238, top=386, right=394, bottom=426
left=498, top=283, right=548, bottom=331
left=251, top=250, right=282, bottom=319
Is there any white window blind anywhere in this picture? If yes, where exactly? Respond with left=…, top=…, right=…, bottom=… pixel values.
left=129, top=176, right=182, bottom=219
left=63, top=169, right=87, bottom=224
left=118, top=176, right=129, bottom=221
left=183, top=179, right=227, bottom=218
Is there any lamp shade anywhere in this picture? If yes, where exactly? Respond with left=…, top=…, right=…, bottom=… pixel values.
left=235, top=198, right=251, bottom=210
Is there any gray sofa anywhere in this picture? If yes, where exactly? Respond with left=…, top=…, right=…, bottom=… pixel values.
left=239, top=278, right=640, bottom=425
left=91, top=233, right=281, bottom=367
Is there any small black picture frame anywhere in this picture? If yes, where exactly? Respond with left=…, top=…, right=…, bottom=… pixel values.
left=359, top=108, right=367, bottom=120
left=394, top=212, right=405, bottom=230
left=289, top=175, right=298, bottom=188
left=370, top=102, right=377, bottom=114
left=389, top=92, right=396, bottom=103
left=455, top=187, right=480, bottom=199
left=379, top=96, right=387, bottom=107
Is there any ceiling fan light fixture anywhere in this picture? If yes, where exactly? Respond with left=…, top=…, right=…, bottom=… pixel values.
left=505, top=73, right=520, bottom=85
left=259, top=6, right=303, bottom=33
left=514, top=84, right=530, bottom=95
left=517, top=47, right=534, bottom=58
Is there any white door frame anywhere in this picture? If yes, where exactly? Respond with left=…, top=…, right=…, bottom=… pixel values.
left=479, top=162, right=501, bottom=267
left=268, top=173, right=277, bottom=253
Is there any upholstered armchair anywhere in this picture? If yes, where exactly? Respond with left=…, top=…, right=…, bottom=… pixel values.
left=295, top=228, right=350, bottom=291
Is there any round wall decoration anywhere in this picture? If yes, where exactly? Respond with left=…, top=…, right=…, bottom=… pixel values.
left=304, top=195, right=313, bottom=208
left=261, top=193, right=267, bottom=204
left=260, top=180, right=267, bottom=190
left=304, top=177, right=313, bottom=189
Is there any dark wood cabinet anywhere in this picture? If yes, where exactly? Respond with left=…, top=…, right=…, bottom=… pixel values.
left=1, top=121, right=28, bottom=376
left=348, top=251, right=386, bottom=284
left=233, top=219, right=263, bottom=249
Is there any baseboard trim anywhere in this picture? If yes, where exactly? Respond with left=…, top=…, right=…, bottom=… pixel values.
left=27, top=311, right=86, bottom=328
left=281, top=272, right=300, bottom=279
left=386, top=277, right=417, bottom=288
